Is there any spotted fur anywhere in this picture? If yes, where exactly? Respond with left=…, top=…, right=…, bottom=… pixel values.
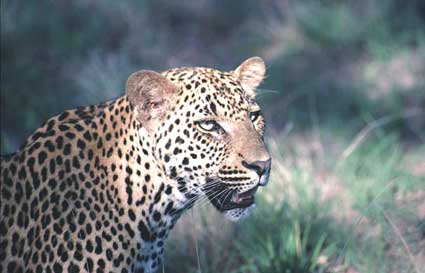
left=0, top=57, right=271, bottom=273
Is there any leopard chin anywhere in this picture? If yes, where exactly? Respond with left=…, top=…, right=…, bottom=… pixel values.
left=223, top=204, right=256, bottom=221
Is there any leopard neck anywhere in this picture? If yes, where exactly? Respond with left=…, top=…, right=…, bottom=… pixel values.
left=93, top=96, right=188, bottom=271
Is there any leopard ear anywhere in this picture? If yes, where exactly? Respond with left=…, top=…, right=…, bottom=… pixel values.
left=126, top=70, right=178, bottom=125
left=232, top=57, right=266, bottom=97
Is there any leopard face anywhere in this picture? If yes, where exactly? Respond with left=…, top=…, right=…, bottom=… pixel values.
left=127, top=57, right=271, bottom=221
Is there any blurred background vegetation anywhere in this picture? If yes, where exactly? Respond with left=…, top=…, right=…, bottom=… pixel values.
left=1, top=0, right=424, bottom=272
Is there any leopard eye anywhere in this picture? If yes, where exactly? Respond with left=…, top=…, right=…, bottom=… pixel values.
left=196, top=120, right=222, bottom=132
left=249, top=111, right=261, bottom=122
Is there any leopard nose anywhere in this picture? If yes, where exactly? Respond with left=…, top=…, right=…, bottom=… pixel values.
left=242, top=158, right=271, bottom=179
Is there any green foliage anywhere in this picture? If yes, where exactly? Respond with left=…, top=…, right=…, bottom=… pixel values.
left=233, top=204, right=337, bottom=273
left=164, top=190, right=343, bottom=273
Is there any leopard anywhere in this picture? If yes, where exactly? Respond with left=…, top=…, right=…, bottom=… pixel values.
left=0, top=57, right=271, bottom=273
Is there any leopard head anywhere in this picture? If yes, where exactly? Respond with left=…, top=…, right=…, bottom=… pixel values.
left=126, top=57, right=271, bottom=220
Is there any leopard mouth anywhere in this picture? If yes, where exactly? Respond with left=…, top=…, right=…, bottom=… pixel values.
left=204, top=179, right=258, bottom=211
